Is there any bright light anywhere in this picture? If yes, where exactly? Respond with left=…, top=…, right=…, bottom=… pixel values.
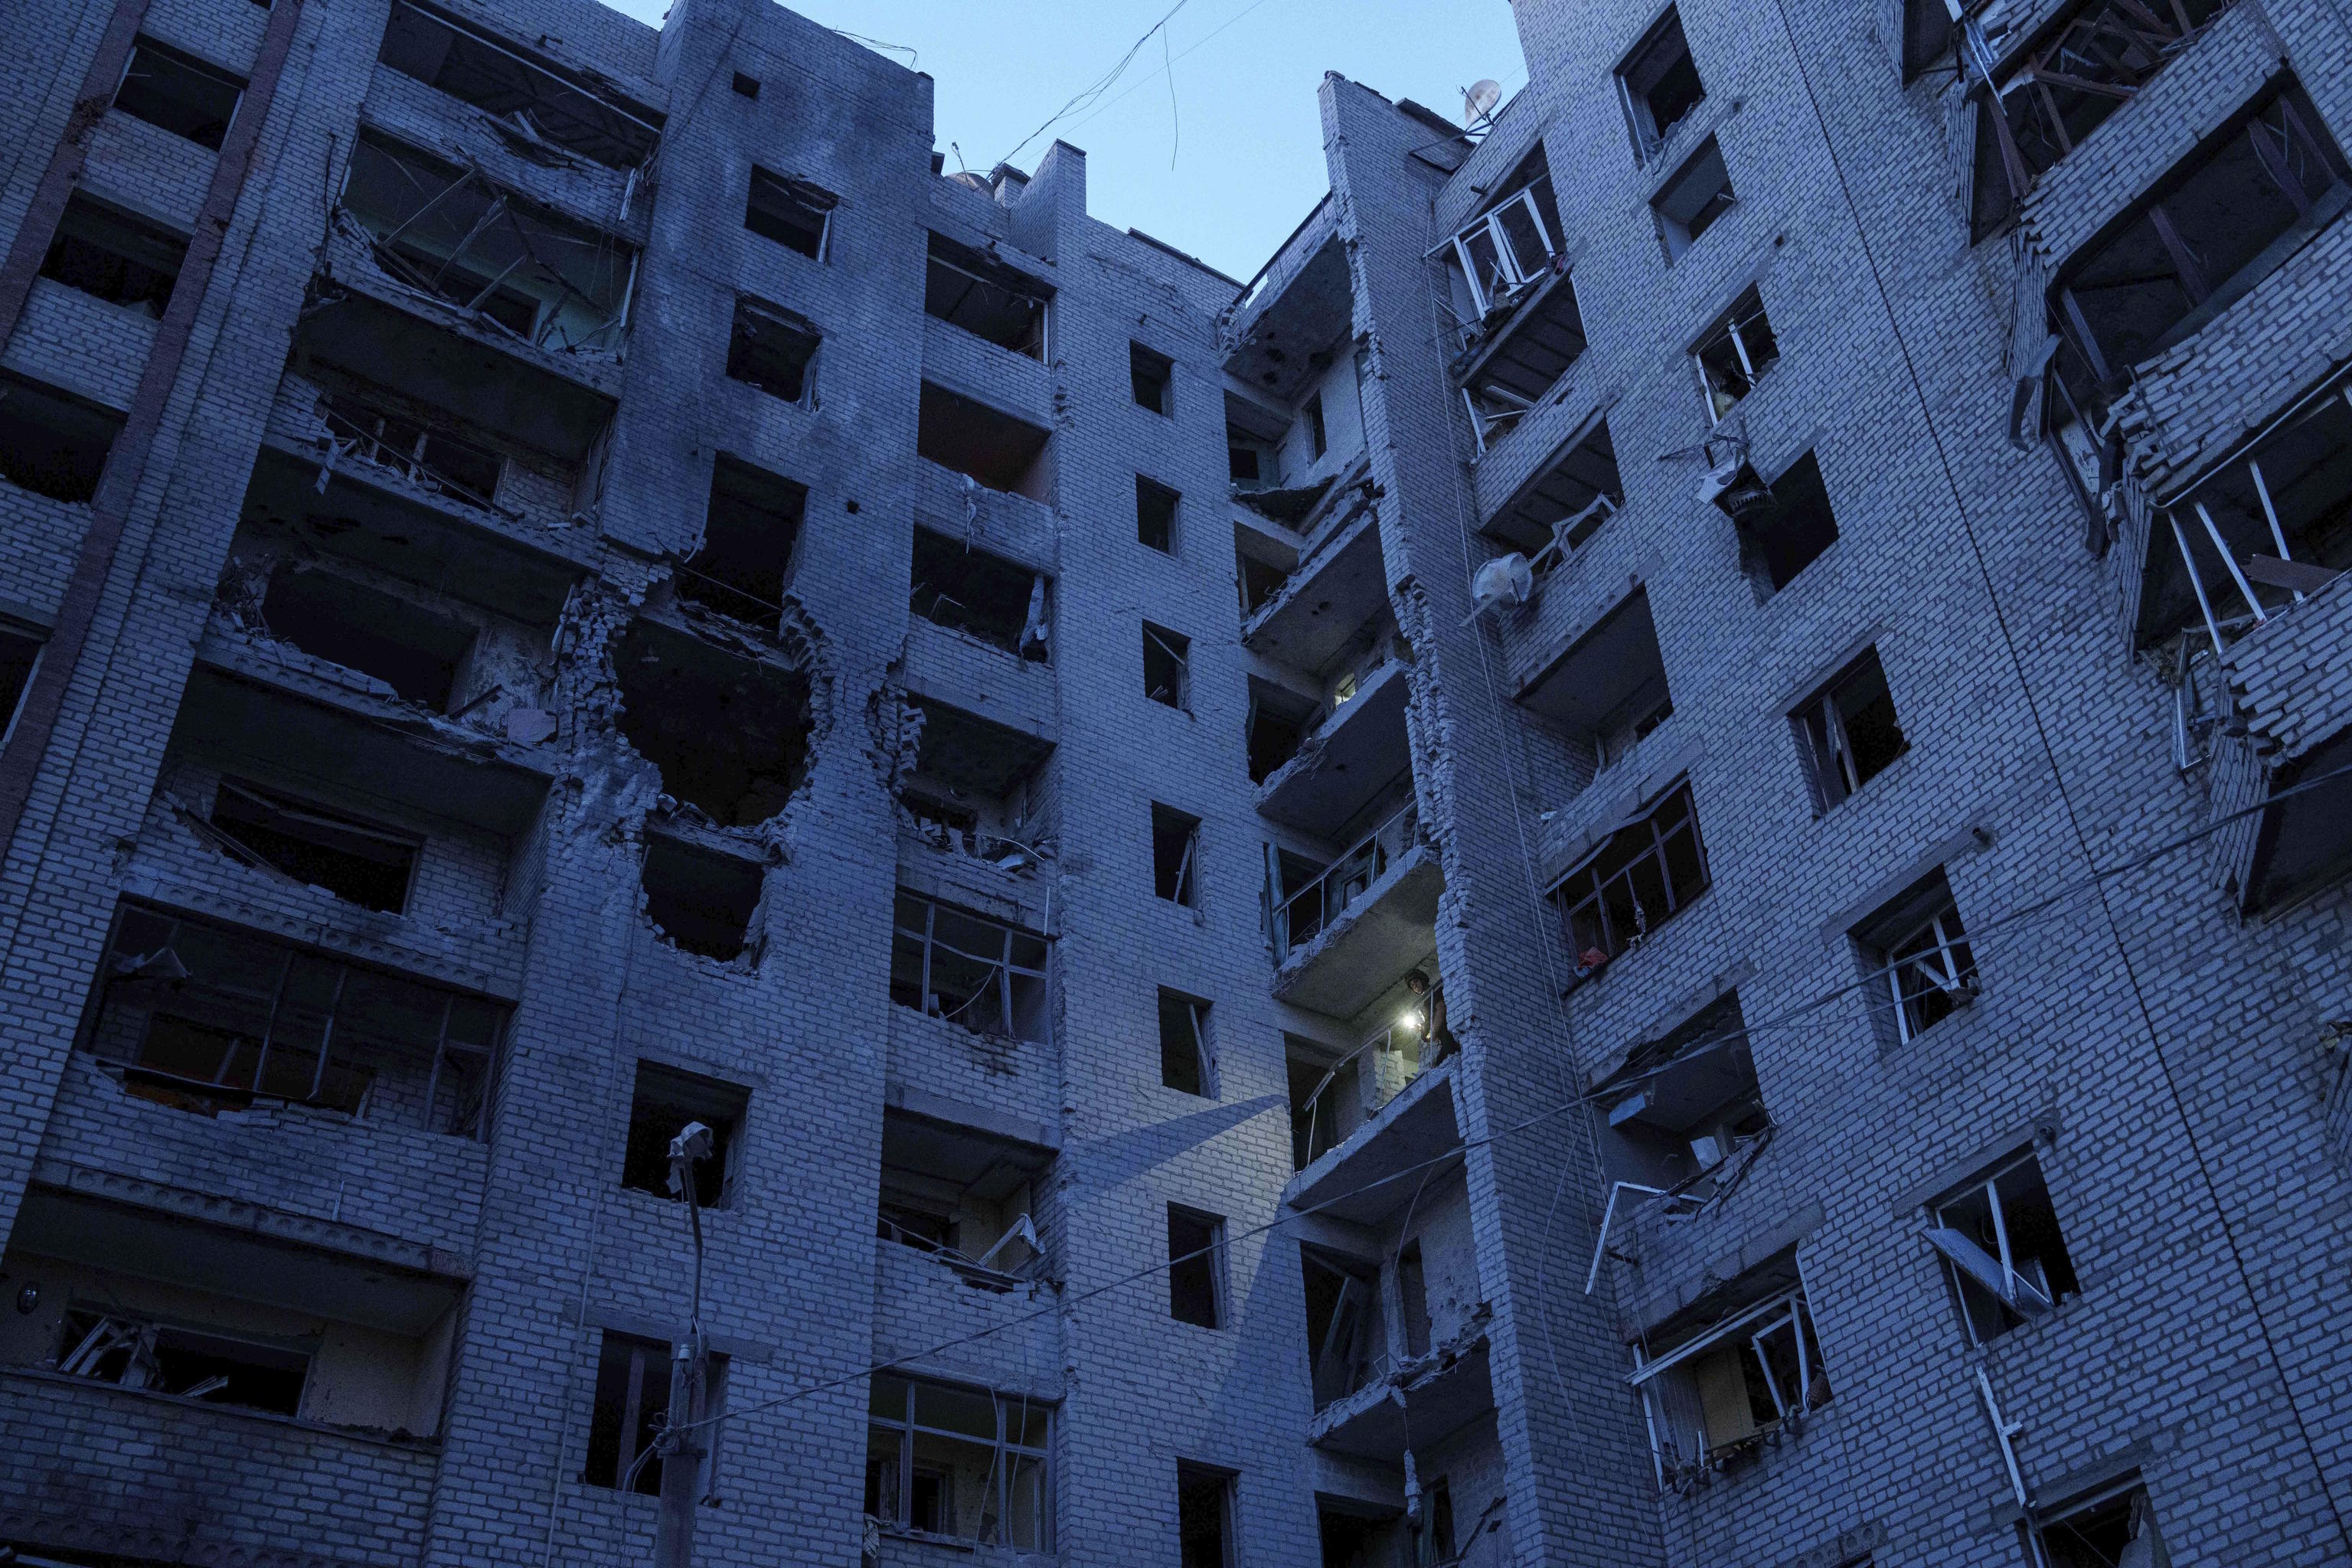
left=1395, top=1012, right=1419, bottom=1034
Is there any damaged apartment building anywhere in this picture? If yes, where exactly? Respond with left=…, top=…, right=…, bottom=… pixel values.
left=0, top=0, right=2348, bottom=1562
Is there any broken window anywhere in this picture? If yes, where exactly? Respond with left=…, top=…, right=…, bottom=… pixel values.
left=1629, top=1262, right=1831, bottom=1485
left=1413, top=1481, right=1457, bottom=1568
left=640, top=835, right=764, bottom=962
left=1152, top=803, right=1201, bottom=906
left=1713, top=450, right=1838, bottom=596
left=1692, top=286, right=1779, bottom=423
left=1132, top=341, right=1174, bottom=414
left=678, top=454, right=805, bottom=631
left=1238, top=547, right=1291, bottom=619
left=1652, top=137, right=1735, bottom=261
left=1617, top=7, right=1706, bottom=162
left=1228, top=424, right=1279, bottom=489
left=865, top=1374, right=1051, bottom=1550
left=2030, top=1474, right=2167, bottom=1568
left=620, top=1060, right=746, bottom=1207
left=900, top=698, right=1055, bottom=866
left=587, top=1331, right=729, bottom=1494
left=889, top=890, right=1050, bottom=1041
left=1969, top=0, right=2233, bottom=240
left=1300, top=1247, right=1383, bottom=1407
left=1900, top=0, right=1952, bottom=81
left=1485, top=418, right=1622, bottom=570
left=2051, top=78, right=2350, bottom=405
left=56, top=1307, right=307, bottom=1415
left=611, top=619, right=812, bottom=826
left=1143, top=622, right=1191, bottom=710
left=1457, top=267, right=1586, bottom=456
left=1246, top=679, right=1317, bottom=783
left=0, top=625, right=42, bottom=746
left=320, top=389, right=505, bottom=506
left=917, top=382, right=1054, bottom=500
left=207, top=778, right=422, bottom=913
left=726, top=296, right=819, bottom=406
left=1288, top=1039, right=1361, bottom=1168
left=40, top=194, right=188, bottom=316
left=1158, top=988, right=1214, bottom=1096
left=1926, top=1149, right=2079, bottom=1343
left=1168, top=1204, right=1226, bottom=1328
left=1270, top=804, right=1422, bottom=964
left=86, top=903, right=504, bottom=1136
left=1597, top=992, right=1769, bottom=1194
left=1517, top=588, right=1671, bottom=773
left=1177, top=1463, right=1237, bottom=1568
left=877, top=1104, right=1048, bottom=1285
left=1137, top=475, right=1181, bottom=554
left=0, top=374, right=123, bottom=503
left=378, top=1, right=661, bottom=169
left=1857, top=869, right=1979, bottom=1045
left=909, top=528, right=1050, bottom=661
left=258, top=565, right=477, bottom=710
left=1443, top=148, right=1563, bottom=322
left=925, top=234, right=1049, bottom=358
left=1304, top=393, right=1328, bottom=461
left=114, top=38, right=244, bottom=150
left=1550, top=780, right=1708, bottom=974
left=744, top=168, right=835, bottom=260
left=341, top=132, right=636, bottom=352
left=1795, top=649, right=1907, bottom=811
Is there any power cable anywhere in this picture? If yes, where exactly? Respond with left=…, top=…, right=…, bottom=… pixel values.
left=1062, top=0, right=1287, bottom=137
left=997, top=0, right=1197, bottom=171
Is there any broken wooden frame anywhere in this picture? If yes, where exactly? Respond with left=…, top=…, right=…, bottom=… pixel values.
left=865, top=1374, right=1051, bottom=1551
left=1793, top=649, right=1908, bottom=812
left=887, top=890, right=1050, bottom=1043
left=1269, top=800, right=1422, bottom=965
left=1628, top=1282, right=1832, bottom=1489
left=1924, top=1148, right=2080, bottom=1344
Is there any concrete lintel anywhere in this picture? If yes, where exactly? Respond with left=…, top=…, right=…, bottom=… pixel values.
left=884, top=1077, right=1060, bottom=1154
left=1887, top=1110, right=2063, bottom=1217
left=1815, top=818, right=1998, bottom=949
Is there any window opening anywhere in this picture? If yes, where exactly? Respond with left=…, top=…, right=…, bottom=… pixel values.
left=1138, top=475, right=1181, bottom=554
left=925, top=234, right=1049, bottom=358
left=1692, top=287, right=1779, bottom=423
left=1618, top=8, right=1706, bottom=162
left=1287, top=1039, right=1361, bottom=1168
left=1715, top=450, right=1838, bottom=596
left=1305, top=393, right=1328, bottom=460
left=0, top=626, right=42, bottom=748
left=1158, top=988, right=1214, bottom=1096
left=910, top=528, right=1050, bottom=661
left=377, top=1, right=662, bottom=169
left=731, top=71, right=760, bottom=99
left=2030, top=1475, right=2167, bottom=1568
left=727, top=296, right=819, bottom=405
left=620, top=1060, right=746, bottom=1206
left=678, top=454, right=805, bottom=631
left=1168, top=1205, right=1226, bottom=1327
left=640, top=835, right=764, bottom=962
left=1488, top=419, right=1622, bottom=571
left=1144, top=622, right=1191, bottom=710
left=1550, top=781, right=1708, bottom=975
left=1926, top=1149, right=2079, bottom=1344
left=1875, top=876, right=1979, bottom=1044
left=87, top=903, right=502, bottom=1135
left=1413, top=1480, right=1456, bottom=1568
left=1442, top=167, right=1563, bottom=321
left=744, top=168, right=835, bottom=260
left=114, top=38, right=244, bottom=150
left=587, top=1332, right=727, bottom=1493
left=864, top=1374, right=1051, bottom=1550
left=889, top=890, right=1050, bottom=1041
left=0, top=374, right=124, bottom=503
left=1796, top=649, right=1906, bottom=810
left=1901, top=0, right=1953, bottom=81
left=57, top=1308, right=307, bottom=1415
left=1652, top=137, right=1735, bottom=260
left=1396, top=1240, right=1432, bottom=1359
left=877, top=1105, right=1048, bottom=1285
left=258, top=566, right=476, bottom=710
left=40, top=194, right=187, bottom=316
left=1630, top=1278, right=1831, bottom=1485
left=207, top=779, right=421, bottom=913
left=1152, top=804, right=1201, bottom=906
left=1177, top=1463, right=1237, bottom=1568
left=1132, top=341, right=1174, bottom=414
left=1299, top=1247, right=1382, bottom=1406
left=1598, top=991, right=1770, bottom=1197
left=610, top=619, right=813, bottom=826
left=917, top=382, right=1053, bottom=499
left=1246, top=680, right=1316, bottom=783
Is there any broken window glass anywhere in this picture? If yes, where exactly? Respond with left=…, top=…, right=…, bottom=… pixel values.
left=909, top=528, right=1050, bottom=662
left=56, top=1308, right=308, bottom=1414
left=40, top=194, right=187, bottom=317
left=865, top=1374, right=1052, bottom=1550
left=340, top=132, right=638, bottom=353
left=208, top=779, right=422, bottom=913
left=87, top=903, right=504, bottom=1136
left=1152, top=804, right=1200, bottom=906
left=888, top=890, right=1050, bottom=1042
left=744, top=168, right=835, bottom=260
left=1132, top=341, right=1174, bottom=414
left=726, top=296, right=819, bottom=405
left=620, top=1060, right=747, bottom=1206
left=640, top=835, right=765, bottom=963
left=1158, top=988, right=1214, bottom=1096
left=1927, top=1149, right=2079, bottom=1344
left=1652, top=137, right=1735, bottom=261
left=1865, top=871, right=1980, bottom=1044
left=114, top=38, right=244, bottom=151
left=378, top=1, right=662, bottom=170
left=678, top=454, right=805, bottom=631
left=1143, top=622, right=1191, bottom=710
left=0, top=373, right=123, bottom=504
left=1443, top=153, right=1563, bottom=320
left=924, top=234, right=1049, bottom=358
left=1795, top=649, right=1907, bottom=811
left=1177, top=1463, right=1237, bottom=1568
left=1631, top=1276, right=1831, bottom=1484
left=1692, top=286, right=1779, bottom=423
left=1299, top=1247, right=1383, bottom=1407
left=1168, top=1205, right=1226, bottom=1328
left=1617, top=7, right=1706, bottom=162
left=1550, top=782, right=1709, bottom=975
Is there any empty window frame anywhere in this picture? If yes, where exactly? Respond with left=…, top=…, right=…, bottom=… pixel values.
left=1227, top=425, right=1279, bottom=488
left=640, top=835, right=765, bottom=962
left=1152, top=804, right=1201, bottom=906
left=2030, top=1475, right=2167, bottom=1568
left=1158, top=988, right=1214, bottom=1096
left=731, top=71, right=760, bottom=99
left=1396, top=1240, right=1432, bottom=1358
left=1653, top=138, right=1735, bottom=261
left=207, top=778, right=422, bottom=913
left=1300, top=1248, right=1383, bottom=1407
left=1795, top=649, right=1907, bottom=810
left=1132, top=341, right=1174, bottom=413
left=1900, top=0, right=1953, bottom=81
left=40, top=194, right=188, bottom=316
left=1443, top=167, right=1563, bottom=318
left=1144, top=622, right=1191, bottom=710
left=1926, top=1149, right=2080, bottom=1344
left=1860, top=871, right=1979, bottom=1044
left=727, top=296, right=820, bottom=405
left=1176, top=1463, right=1238, bottom=1568
left=114, top=38, right=245, bottom=150
left=1168, top=1205, right=1227, bottom=1328
left=1720, top=451, right=1840, bottom=596
left=619, top=1060, right=747, bottom=1207
left=910, top=528, right=1051, bottom=662
left=0, top=374, right=124, bottom=503
left=1245, top=680, right=1315, bottom=783
left=1549, top=781, right=1709, bottom=969
left=1617, top=7, right=1706, bottom=162
left=379, top=2, right=660, bottom=169
left=85, top=904, right=503, bottom=1136
left=1287, top=1040, right=1360, bottom=1169
left=1968, top=0, right=2233, bottom=239
left=2051, top=79, right=2350, bottom=403
left=679, top=454, right=805, bottom=630
left=258, top=565, right=476, bottom=710
left=744, top=168, right=835, bottom=260
left=864, top=1374, right=1051, bottom=1551
left=0, top=625, right=42, bottom=748
left=586, top=1331, right=727, bottom=1494
left=1692, top=286, right=1779, bottom=423
left=1629, top=1284, right=1831, bottom=1483
left=1304, top=393, right=1329, bottom=461
left=925, top=234, right=1049, bottom=358
left=319, top=390, right=505, bottom=506
left=1137, top=475, right=1181, bottom=554
left=56, top=1307, right=308, bottom=1415
left=888, top=890, right=1050, bottom=1042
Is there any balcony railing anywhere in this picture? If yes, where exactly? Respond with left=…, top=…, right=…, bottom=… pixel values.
left=1290, top=1008, right=1452, bottom=1171
left=1270, top=802, right=1419, bottom=965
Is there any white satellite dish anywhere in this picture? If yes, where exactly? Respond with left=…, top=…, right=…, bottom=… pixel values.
left=1470, top=553, right=1534, bottom=616
left=1463, top=79, right=1503, bottom=127
left=949, top=169, right=991, bottom=193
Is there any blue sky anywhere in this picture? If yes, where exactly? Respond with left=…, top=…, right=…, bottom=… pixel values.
left=594, top=0, right=1529, bottom=280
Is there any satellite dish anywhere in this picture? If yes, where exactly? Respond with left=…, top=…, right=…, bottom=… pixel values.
left=1471, top=553, right=1534, bottom=614
left=949, top=170, right=990, bottom=192
left=1463, top=79, right=1503, bottom=126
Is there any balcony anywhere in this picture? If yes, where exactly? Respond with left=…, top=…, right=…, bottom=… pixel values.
left=1306, top=1304, right=1492, bottom=1463
left=1240, top=485, right=1387, bottom=673
left=1256, top=655, right=1410, bottom=835
left=2207, top=570, right=2352, bottom=910
left=1271, top=806, right=1443, bottom=1015
left=1227, top=198, right=1348, bottom=405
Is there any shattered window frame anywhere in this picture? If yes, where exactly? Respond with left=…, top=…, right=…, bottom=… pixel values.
left=55, top=1305, right=312, bottom=1416
left=1615, top=6, right=1707, bottom=164
left=377, top=0, right=663, bottom=172
left=1692, top=286, right=1779, bottom=424
left=1628, top=1282, right=1832, bottom=1486
left=2028, top=1473, right=2168, bottom=1568
left=726, top=295, right=822, bottom=407
left=1794, top=650, right=1908, bottom=812
left=1883, top=896, right=1978, bottom=1044
left=1443, top=178, right=1561, bottom=320
left=744, top=167, right=836, bottom=260
left=113, top=36, right=247, bottom=152
left=908, top=528, right=1052, bottom=663
left=888, top=890, right=1050, bottom=1043
left=865, top=1372, right=1054, bottom=1552
left=1549, top=781, right=1710, bottom=971
left=1926, top=1148, right=2081, bottom=1344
